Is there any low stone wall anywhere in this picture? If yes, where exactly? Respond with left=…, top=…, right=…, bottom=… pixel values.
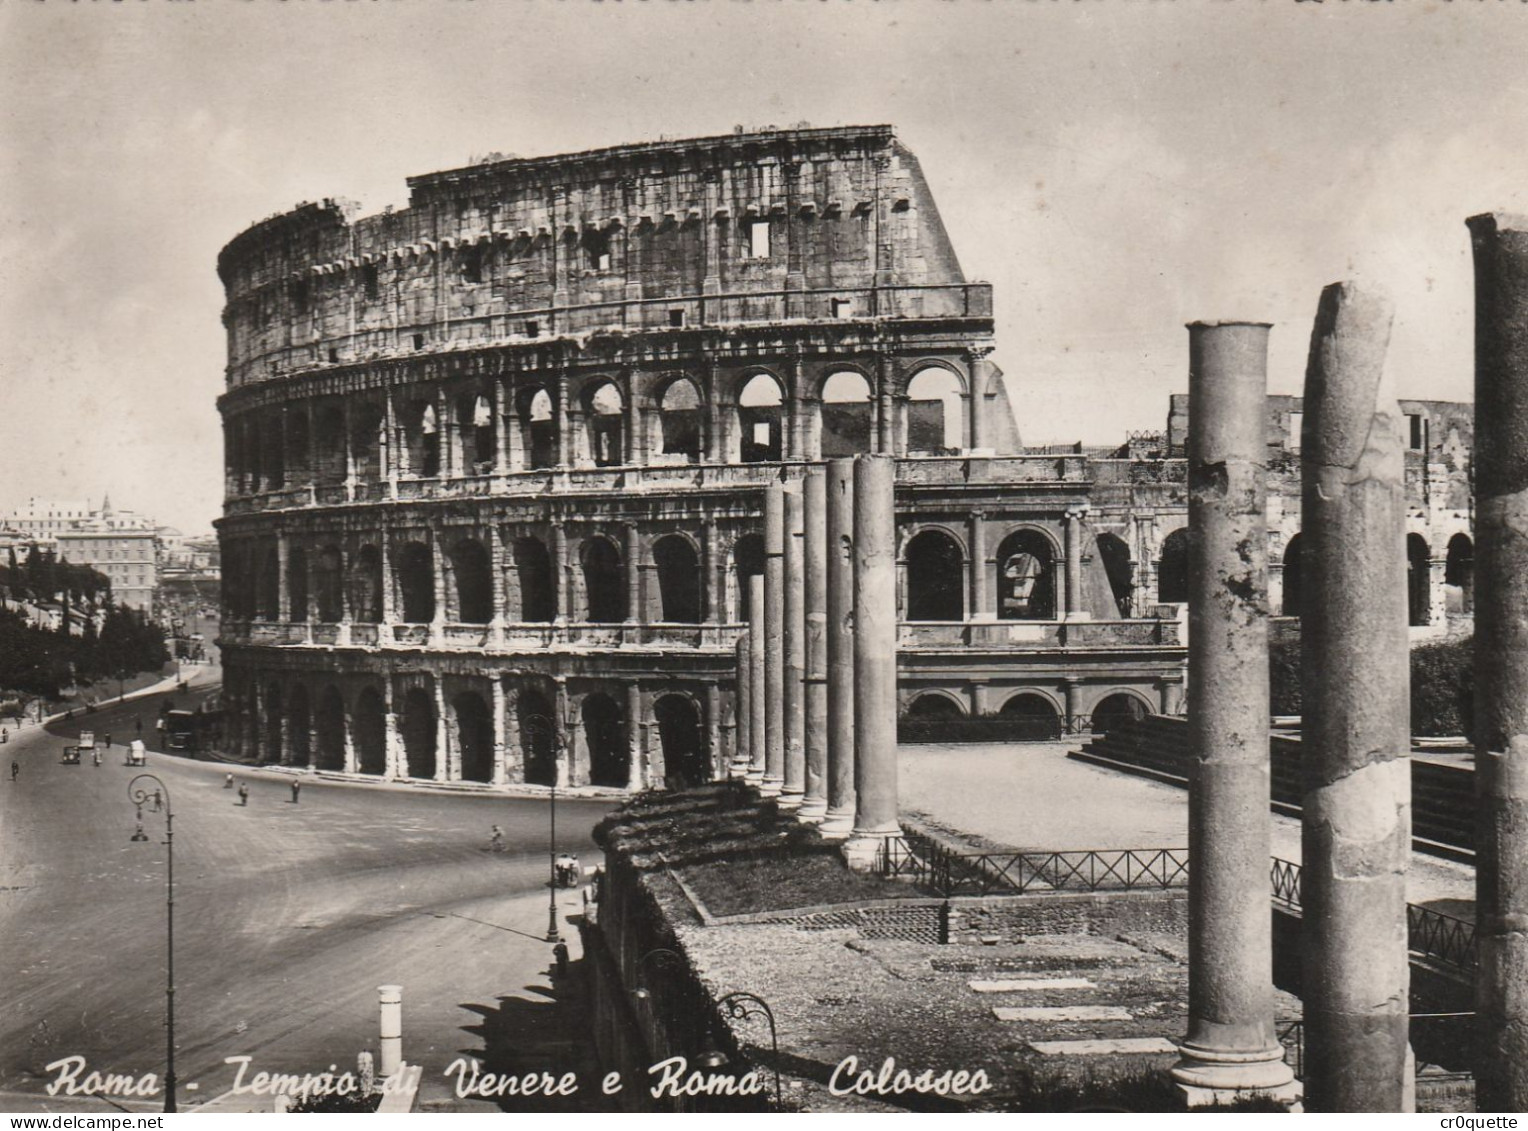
left=947, top=889, right=1188, bottom=945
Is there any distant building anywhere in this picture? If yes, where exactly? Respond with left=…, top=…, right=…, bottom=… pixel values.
left=55, top=529, right=159, bottom=615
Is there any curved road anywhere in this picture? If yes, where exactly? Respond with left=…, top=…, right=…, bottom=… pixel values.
left=0, top=686, right=612, bottom=1111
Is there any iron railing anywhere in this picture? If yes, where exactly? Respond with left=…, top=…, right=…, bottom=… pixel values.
left=880, top=837, right=1189, bottom=897
left=1276, top=1013, right=1475, bottom=1082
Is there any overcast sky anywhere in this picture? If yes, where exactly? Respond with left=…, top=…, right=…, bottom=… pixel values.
left=4, top=0, right=1527, bottom=535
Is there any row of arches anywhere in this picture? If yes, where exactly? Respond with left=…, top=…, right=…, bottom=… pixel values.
left=225, top=362, right=986, bottom=496
left=903, top=689, right=1153, bottom=739
left=240, top=679, right=716, bottom=790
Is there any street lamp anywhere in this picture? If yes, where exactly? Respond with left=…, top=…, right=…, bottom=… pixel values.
left=127, top=773, right=177, bottom=1113
left=520, top=711, right=567, bottom=945
left=697, top=991, right=782, bottom=1109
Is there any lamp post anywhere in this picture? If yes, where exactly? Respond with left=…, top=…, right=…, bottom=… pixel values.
left=127, top=773, right=177, bottom=1113
left=697, top=991, right=782, bottom=1109
left=522, top=711, right=564, bottom=945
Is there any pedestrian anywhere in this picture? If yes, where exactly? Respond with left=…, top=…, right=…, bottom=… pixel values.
left=104, top=733, right=112, bottom=749
left=291, top=779, right=301, bottom=804
left=9, top=762, right=17, bottom=782
left=224, top=773, right=234, bottom=789
left=238, top=783, right=249, bottom=807
left=135, top=717, right=142, bottom=737
left=489, top=825, right=505, bottom=853
left=93, top=750, right=100, bottom=767
left=153, top=790, right=163, bottom=812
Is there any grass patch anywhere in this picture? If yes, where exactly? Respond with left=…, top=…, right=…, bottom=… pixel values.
left=678, top=850, right=929, bottom=917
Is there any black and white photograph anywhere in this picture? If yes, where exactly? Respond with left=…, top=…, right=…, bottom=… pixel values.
left=1, top=0, right=1526, bottom=1118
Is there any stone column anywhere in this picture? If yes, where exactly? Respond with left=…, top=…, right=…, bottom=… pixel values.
left=875, top=354, right=895, bottom=454
left=1062, top=678, right=1083, bottom=736
left=734, top=634, right=752, bottom=778
left=821, top=458, right=856, bottom=839
left=1467, top=212, right=1528, bottom=1112
left=625, top=523, right=642, bottom=625
left=555, top=371, right=572, bottom=469
left=801, top=467, right=829, bottom=821
left=488, top=526, right=507, bottom=645
left=844, top=454, right=902, bottom=869
left=433, top=679, right=450, bottom=783
left=379, top=524, right=397, bottom=626
left=383, top=681, right=402, bottom=779
left=626, top=682, right=644, bottom=791
left=968, top=348, right=990, bottom=453
left=747, top=574, right=767, bottom=785
left=702, top=518, right=720, bottom=624
left=493, top=378, right=510, bottom=477
left=277, top=533, right=291, bottom=623
left=968, top=511, right=989, bottom=621
left=1298, top=281, right=1411, bottom=1112
left=1171, top=321, right=1296, bottom=1105
left=782, top=485, right=807, bottom=808
left=429, top=535, right=447, bottom=645
left=705, top=682, right=722, bottom=782
left=491, top=677, right=508, bottom=787
left=761, top=482, right=786, bottom=796
left=554, top=680, right=571, bottom=789
left=1064, top=506, right=1089, bottom=621
left=552, top=521, right=570, bottom=625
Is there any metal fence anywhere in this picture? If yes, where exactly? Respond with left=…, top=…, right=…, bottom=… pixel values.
left=880, top=836, right=1189, bottom=897
left=1276, top=1013, right=1476, bottom=1082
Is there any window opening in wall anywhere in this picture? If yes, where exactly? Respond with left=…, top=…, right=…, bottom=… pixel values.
left=745, top=219, right=771, bottom=259
left=820, top=370, right=873, bottom=457
left=1408, top=413, right=1426, bottom=451
left=906, top=367, right=964, bottom=454
left=362, top=263, right=379, bottom=301
left=659, top=378, right=702, bottom=463
left=470, top=395, right=495, bottom=470
left=413, top=333, right=426, bottom=350
left=461, top=245, right=483, bottom=284
left=525, top=388, right=557, bottom=469
left=1287, top=412, right=1303, bottom=452
left=587, top=383, right=624, bottom=467
left=669, top=309, right=685, bottom=328
left=328, top=348, right=339, bottom=364
left=525, top=321, right=540, bottom=338
left=583, top=228, right=612, bottom=271
left=738, top=373, right=784, bottom=463
left=995, top=530, right=1056, bottom=620
left=292, top=279, right=310, bottom=313
left=831, top=297, right=852, bottom=319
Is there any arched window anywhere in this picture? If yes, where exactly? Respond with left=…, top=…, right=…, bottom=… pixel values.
left=906, top=368, right=964, bottom=453
left=354, top=687, right=386, bottom=775
left=581, top=537, right=625, bottom=623
left=1445, top=533, right=1474, bottom=615
left=314, top=545, right=344, bottom=623
left=454, top=691, right=494, bottom=783
left=314, top=406, right=346, bottom=485
left=397, top=542, right=434, bottom=623
left=350, top=546, right=384, bottom=623
left=315, top=685, right=347, bottom=771
left=1158, top=529, right=1189, bottom=605
left=583, top=693, right=627, bottom=788
left=1091, top=692, right=1150, bottom=736
left=246, top=419, right=264, bottom=493
left=655, top=694, right=708, bottom=790
left=905, top=529, right=965, bottom=621
left=585, top=382, right=624, bottom=467
left=522, top=388, right=556, bottom=470
left=653, top=535, right=702, bottom=624
left=514, top=537, right=555, bottom=623
left=262, top=416, right=286, bottom=490
left=287, top=684, right=311, bottom=768
left=287, top=546, right=309, bottom=621
left=1282, top=534, right=1304, bottom=618
left=1408, top=533, right=1432, bottom=626
left=406, top=402, right=440, bottom=479
left=999, top=693, right=1063, bottom=740
left=518, top=689, right=557, bottom=786
left=906, top=692, right=965, bottom=718
left=263, top=683, right=284, bottom=763
left=459, top=393, right=495, bottom=473
left=738, top=374, right=783, bottom=463
left=400, top=687, right=436, bottom=779
left=256, top=544, right=280, bottom=621
left=351, top=403, right=384, bottom=483
left=733, top=533, right=765, bottom=621
left=994, top=530, right=1057, bottom=620
left=450, top=539, right=492, bottom=624
left=285, top=411, right=312, bottom=485
left=820, top=370, right=872, bottom=457
left=658, top=378, right=702, bottom=463
left=1095, top=533, right=1133, bottom=618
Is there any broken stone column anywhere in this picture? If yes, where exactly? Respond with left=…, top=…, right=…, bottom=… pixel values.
left=820, top=459, right=856, bottom=840
left=1467, top=213, right=1528, bottom=1113
left=801, top=467, right=830, bottom=821
left=747, top=574, right=767, bottom=786
left=1299, top=282, right=1411, bottom=1113
left=843, top=454, right=903, bottom=870
left=1171, top=321, right=1297, bottom=1105
left=733, top=635, right=752, bottom=778
left=761, top=483, right=786, bottom=797
left=782, top=485, right=807, bottom=808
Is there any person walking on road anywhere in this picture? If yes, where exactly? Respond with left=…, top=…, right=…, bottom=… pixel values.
left=291, top=780, right=301, bottom=805
left=9, top=762, right=17, bottom=782
left=225, top=773, right=234, bottom=789
left=238, top=782, right=249, bottom=807
left=489, top=825, right=506, bottom=853
left=103, top=733, right=112, bottom=749
left=93, top=750, right=100, bottom=767
left=135, top=717, right=142, bottom=737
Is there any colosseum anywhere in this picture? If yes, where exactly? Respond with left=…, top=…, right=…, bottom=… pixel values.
left=215, top=125, right=1244, bottom=793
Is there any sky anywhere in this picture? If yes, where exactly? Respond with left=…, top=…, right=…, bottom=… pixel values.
left=4, top=0, right=1528, bottom=535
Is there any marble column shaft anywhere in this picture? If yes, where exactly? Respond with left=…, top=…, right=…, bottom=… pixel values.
left=782, top=486, right=807, bottom=806
left=747, top=573, right=767, bottom=784
left=1467, top=212, right=1528, bottom=1112
left=1173, top=321, right=1294, bottom=1099
left=1299, top=282, right=1411, bottom=1112
left=802, top=467, right=830, bottom=820
left=734, top=634, right=753, bottom=778
left=762, top=482, right=786, bottom=796
left=822, top=458, right=856, bottom=837
left=848, top=454, right=900, bottom=847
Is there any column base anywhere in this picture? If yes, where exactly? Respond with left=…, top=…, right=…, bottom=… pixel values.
left=778, top=790, right=804, bottom=811
left=758, top=777, right=783, bottom=798
left=1171, top=1045, right=1300, bottom=1110
left=841, top=827, right=904, bottom=872
left=796, top=797, right=828, bottom=822
left=818, top=806, right=854, bottom=840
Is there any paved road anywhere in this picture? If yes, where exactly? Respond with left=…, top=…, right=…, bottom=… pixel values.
left=0, top=691, right=612, bottom=1111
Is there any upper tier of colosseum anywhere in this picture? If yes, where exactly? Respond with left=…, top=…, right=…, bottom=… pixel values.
left=216, top=125, right=988, bottom=390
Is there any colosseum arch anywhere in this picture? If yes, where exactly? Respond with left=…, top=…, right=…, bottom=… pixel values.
left=737, top=372, right=784, bottom=463
left=1407, top=533, right=1431, bottom=626
left=998, top=691, right=1063, bottom=740
left=396, top=541, right=435, bottom=623
left=350, top=546, right=384, bottom=623
left=512, top=536, right=556, bottom=623
left=449, top=538, right=493, bottom=624
left=993, top=528, right=1057, bottom=621
left=403, top=400, right=441, bottom=479
left=261, top=416, right=286, bottom=490
left=314, top=685, right=347, bottom=771
left=732, top=532, right=765, bottom=621
left=905, top=366, right=965, bottom=453
left=582, top=691, right=628, bottom=788
left=1090, top=690, right=1153, bottom=736
left=285, top=411, right=312, bottom=485
left=520, top=387, right=557, bottom=470
left=457, top=392, right=496, bottom=474
left=287, top=682, right=312, bottom=767
left=653, top=376, right=703, bottom=464
left=313, top=405, right=347, bottom=485
left=904, top=527, right=965, bottom=622
left=654, top=692, right=707, bottom=790
left=353, top=686, right=386, bottom=775
left=819, top=370, right=874, bottom=458
left=1095, top=532, right=1133, bottom=618
left=580, top=536, right=625, bottom=623
left=1282, top=533, right=1305, bottom=617
left=286, top=546, right=310, bottom=622
left=1446, top=532, right=1474, bottom=614
left=314, top=545, right=345, bottom=623
left=351, top=402, right=385, bottom=483
left=653, top=533, right=702, bottom=624
left=400, top=687, right=436, bottom=779
left=517, top=687, right=557, bottom=787
left=1158, top=528, right=1189, bottom=605
left=453, top=690, right=494, bottom=783
left=582, top=381, right=624, bottom=468
left=905, top=690, right=968, bottom=718
left=256, top=544, right=280, bottom=621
